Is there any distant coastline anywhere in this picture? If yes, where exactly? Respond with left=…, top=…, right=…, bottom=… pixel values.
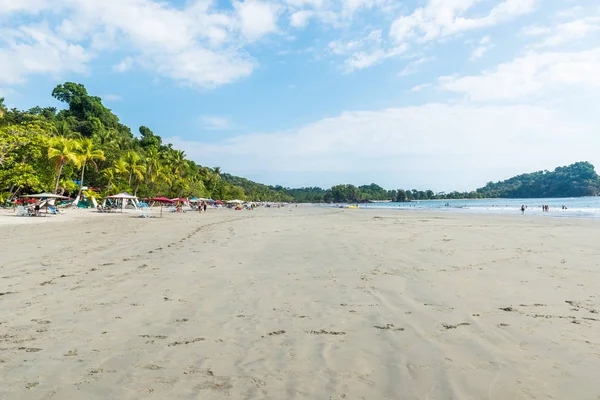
left=273, top=162, right=600, bottom=204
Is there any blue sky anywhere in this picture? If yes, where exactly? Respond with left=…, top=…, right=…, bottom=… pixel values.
left=2, top=0, right=600, bottom=191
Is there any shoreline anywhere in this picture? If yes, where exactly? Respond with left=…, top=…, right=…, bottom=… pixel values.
left=323, top=203, right=600, bottom=220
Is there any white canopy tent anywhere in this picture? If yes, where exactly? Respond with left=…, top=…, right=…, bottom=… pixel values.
left=227, top=199, right=244, bottom=204
left=23, top=193, right=69, bottom=199
left=105, top=192, right=139, bottom=212
left=22, top=193, right=70, bottom=213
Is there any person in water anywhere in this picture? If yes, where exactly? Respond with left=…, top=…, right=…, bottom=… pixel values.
left=521, top=205, right=525, bottom=214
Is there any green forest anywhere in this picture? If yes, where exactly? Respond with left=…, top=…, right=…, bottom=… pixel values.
left=2, top=83, right=599, bottom=204
left=273, top=162, right=600, bottom=203
left=0, top=82, right=293, bottom=204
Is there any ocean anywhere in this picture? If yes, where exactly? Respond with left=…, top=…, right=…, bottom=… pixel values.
left=334, top=197, right=600, bottom=219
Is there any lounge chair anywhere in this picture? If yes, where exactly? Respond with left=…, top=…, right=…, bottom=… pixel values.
left=48, top=206, right=62, bottom=215
left=16, top=206, right=32, bottom=217
left=138, top=206, right=152, bottom=218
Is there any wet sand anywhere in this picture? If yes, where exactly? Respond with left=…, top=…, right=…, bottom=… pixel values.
left=1, top=207, right=599, bottom=399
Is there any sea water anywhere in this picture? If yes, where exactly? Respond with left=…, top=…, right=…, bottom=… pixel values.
left=337, top=197, right=600, bottom=218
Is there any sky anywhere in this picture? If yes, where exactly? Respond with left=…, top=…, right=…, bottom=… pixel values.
left=1, top=0, right=600, bottom=191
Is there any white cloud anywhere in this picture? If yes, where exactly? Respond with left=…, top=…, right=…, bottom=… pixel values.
left=167, top=102, right=600, bottom=190
left=522, top=16, right=600, bottom=48
left=390, top=0, right=538, bottom=44
left=521, top=25, right=550, bottom=36
left=0, top=23, right=90, bottom=85
left=148, top=47, right=254, bottom=88
left=234, top=0, right=280, bottom=42
left=329, top=30, right=407, bottom=72
left=440, top=47, right=600, bottom=101
left=0, top=0, right=279, bottom=88
left=410, top=83, right=432, bottom=92
left=469, top=36, right=493, bottom=60
left=399, top=56, right=434, bottom=76
left=113, top=57, right=134, bottom=73
left=290, top=10, right=314, bottom=28
left=200, top=116, right=232, bottom=131
left=102, top=94, right=122, bottom=102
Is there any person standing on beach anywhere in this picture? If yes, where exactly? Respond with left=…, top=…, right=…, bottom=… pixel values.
left=198, top=202, right=203, bottom=213
left=521, top=205, right=525, bottom=214
left=203, top=201, right=207, bottom=213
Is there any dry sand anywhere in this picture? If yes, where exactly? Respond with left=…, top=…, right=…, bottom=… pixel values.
left=1, top=206, right=599, bottom=399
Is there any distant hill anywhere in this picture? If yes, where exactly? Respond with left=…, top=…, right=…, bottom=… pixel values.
left=220, top=174, right=293, bottom=202
left=476, top=162, right=600, bottom=198
left=224, top=162, right=600, bottom=203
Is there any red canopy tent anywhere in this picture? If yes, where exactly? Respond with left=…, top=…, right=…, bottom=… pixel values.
left=147, top=197, right=175, bottom=217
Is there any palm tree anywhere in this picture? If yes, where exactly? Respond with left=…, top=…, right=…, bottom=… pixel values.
left=113, top=158, right=129, bottom=176
left=48, top=137, right=78, bottom=194
left=124, top=151, right=143, bottom=186
left=93, top=128, right=118, bottom=152
left=211, top=166, right=221, bottom=198
left=130, top=162, right=146, bottom=196
left=102, top=168, right=117, bottom=193
left=74, top=138, right=105, bottom=200
left=0, top=97, right=6, bottom=119
left=169, top=150, right=187, bottom=178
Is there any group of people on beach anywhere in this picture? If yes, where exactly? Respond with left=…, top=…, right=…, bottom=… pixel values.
left=197, top=201, right=208, bottom=213
left=521, top=204, right=569, bottom=214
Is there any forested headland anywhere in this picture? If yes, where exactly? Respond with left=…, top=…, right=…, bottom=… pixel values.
left=1, top=83, right=599, bottom=204
left=274, top=162, right=600, bottom=203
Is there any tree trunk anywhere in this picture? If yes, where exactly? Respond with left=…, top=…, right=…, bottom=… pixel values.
left=211, top=178, right=218, bottom=198
left=53, top=161, right=65, bottom=194
left=128, top=169, right=133, bottom=186
left=76, top=160, right=87, bottom=200
left=134, top=179, right=140, bottom=196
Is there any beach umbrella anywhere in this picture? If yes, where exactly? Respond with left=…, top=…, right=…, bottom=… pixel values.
left=171, top=198, right=189, bottom=203
left=227, top=199, right=243, bottom=204
left=147, top=197, right=175, bottom=217
left=215, top=200, right=224, bottom=205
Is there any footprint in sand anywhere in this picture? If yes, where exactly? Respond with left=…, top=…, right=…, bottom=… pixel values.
left=262, top=330, right=285, bottom=338
left=18, top=347, right=42, bottom=352
left=142, top=364, right=163, bottom=370
left=168, top=338, right=205, bottom=346
left=374, top=324, right=405, bottom=331
left=441, top=323, right=470, bottom=330
left=308, top=329, right=346, bottom=336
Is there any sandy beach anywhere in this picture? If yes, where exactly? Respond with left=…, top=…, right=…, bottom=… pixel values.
left=1, top=206, right=599, bottom=399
